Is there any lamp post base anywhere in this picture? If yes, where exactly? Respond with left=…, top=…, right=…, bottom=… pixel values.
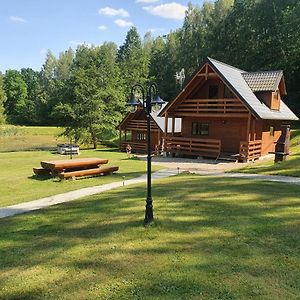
left=144, top=198, right=154, bottom=225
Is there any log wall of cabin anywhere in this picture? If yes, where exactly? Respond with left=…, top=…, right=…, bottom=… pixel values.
left=181, top=117, right=248, bottom=153
left=130, top=130, right=160, bottom=150
left=259, top=120, right=283, bottom=155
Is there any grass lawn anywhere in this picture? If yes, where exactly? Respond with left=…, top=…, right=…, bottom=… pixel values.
left=0, top=126, right=64, bottom=152
left=0, top=174, right=299, bottom=299
left=0, top=149, right=161, bottom=207
left=236, top=129, right=300, bottom=177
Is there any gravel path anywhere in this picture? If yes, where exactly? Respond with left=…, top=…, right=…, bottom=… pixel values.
left=0, top=169, right=177, bottom=219
left=1, top=163, right=299, bottom=219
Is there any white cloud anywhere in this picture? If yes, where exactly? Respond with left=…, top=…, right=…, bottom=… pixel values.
left=136, top=0, right=160, bottom=3
left=98, top=25, right=107, bottom=31
left=114, top=19, right=133, bottom=28
left=143, top=2, right=187, bottom=20
left=9, top=16, right=27, bottom=23
left=99, top=7, right=129, bottom=17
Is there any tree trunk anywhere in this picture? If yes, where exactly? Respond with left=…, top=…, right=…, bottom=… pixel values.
left=90, top=128, right=97, bottom=149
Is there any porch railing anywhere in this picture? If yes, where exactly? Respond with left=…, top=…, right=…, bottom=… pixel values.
left=239, top=140, right=262, bottom=161
left=121, top=141, right=147, bottom=152
left=121, top=141, right=161, bottom=154
left=165, top=136, right=221, bottom=158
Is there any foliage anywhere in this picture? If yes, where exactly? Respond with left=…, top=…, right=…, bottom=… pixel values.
left=3, top=70, right=28, bottom=124
left=117, top=27, right=150, bottom=96
left=0, top=175, right=299, bottom=298
left=54, top=43, right=125, bottom=148
left=1, top=0, right=299, bottom=139
left=0, top=73, right=6, bottom=124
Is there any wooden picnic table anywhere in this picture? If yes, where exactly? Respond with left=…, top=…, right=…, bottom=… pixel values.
left=34, top=157, right=118, bottom=179
left=40, top=157, right=108, bottom=172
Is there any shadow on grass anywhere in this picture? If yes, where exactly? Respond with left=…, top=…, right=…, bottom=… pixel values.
left=28, top=174, right=54, bottom=181
left=0, top=175, right=299, bottom=299
left=95, top=148, right=119, bottom=153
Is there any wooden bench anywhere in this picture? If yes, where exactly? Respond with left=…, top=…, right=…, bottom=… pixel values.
left=59, top=166, right=119, bottom=179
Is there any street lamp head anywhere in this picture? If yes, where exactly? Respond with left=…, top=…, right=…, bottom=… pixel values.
left=151, top=93, right=165, bottom=113
left=126, top=93, right=141, bottom=113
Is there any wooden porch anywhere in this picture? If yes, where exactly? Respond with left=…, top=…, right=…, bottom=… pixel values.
left=164, top=136, right=262, bottom=161
left=164, top=136, right=221, bottom=158
left=239, top=140, right=262, bottom=161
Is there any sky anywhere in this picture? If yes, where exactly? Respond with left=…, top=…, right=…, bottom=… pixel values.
left=0, top=0, right=203, bottom=72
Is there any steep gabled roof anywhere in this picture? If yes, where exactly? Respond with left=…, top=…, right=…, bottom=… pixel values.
left=118, top=103, right=181, bottom=133
left=242, top=70, right=283, bottom=92
left=159, top=57, right=298, bottom=121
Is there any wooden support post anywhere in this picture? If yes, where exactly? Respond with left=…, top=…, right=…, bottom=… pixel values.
left=246, top=113, right=251, bottom=142
left=205, top=63, right=208, bottom=80
left=172, top=117, right=175, bottom=135
left=119, top=130, right=122, bottom=150
left=164, top=112, right=168, bottom=137
left=125, top=130, right=127, bottom=141
left=252, top=118, right=256, bottom=141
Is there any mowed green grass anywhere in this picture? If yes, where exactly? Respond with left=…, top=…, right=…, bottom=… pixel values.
left=0, top=126, right=64, bottom=152
left=0, top=149, right=160, bottom=207
left=0, top=175, right=299, bottom=299
left=236, top=129, right=300, bottom=177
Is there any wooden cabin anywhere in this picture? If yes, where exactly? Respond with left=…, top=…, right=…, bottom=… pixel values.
left=159, top=58, right=298, bottom=162
left=118, top=104, right=181, bottom=153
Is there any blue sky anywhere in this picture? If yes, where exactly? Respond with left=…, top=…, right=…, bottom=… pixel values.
left=0, top=0, right=203, bottom=72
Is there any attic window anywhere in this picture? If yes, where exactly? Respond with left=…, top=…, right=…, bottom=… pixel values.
left=208, top=85, right=219, bottom=99
left=224, top=86, right=234, bottom=98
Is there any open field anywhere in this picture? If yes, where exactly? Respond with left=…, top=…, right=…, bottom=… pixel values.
left=0, top=174, right=299, bottom=299
left=0, top=149, right=161, bottom=207
left=236, top=129, right=300, bottom=177
left=0, top=126, right=65, bottom=152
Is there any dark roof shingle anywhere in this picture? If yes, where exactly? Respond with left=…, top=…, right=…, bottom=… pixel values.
left=242, top=70, right=283, bottom=92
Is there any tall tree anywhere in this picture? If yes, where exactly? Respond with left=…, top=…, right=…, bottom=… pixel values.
left=3, top=70, right=28, bottom=124
left=20, top=68, right=42, bottom=125
left=0, top=73, right=6, bottom=124
left=178, top=2, right=214, bottom=77
left=52, top=43, right=125, bottom=148
left=39, top=50, right=57, bottom=124
left=117, top=27, right=149, bottom=95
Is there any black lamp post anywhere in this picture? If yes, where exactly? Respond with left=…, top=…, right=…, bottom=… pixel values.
left=126, top=83, right=165, bottom=224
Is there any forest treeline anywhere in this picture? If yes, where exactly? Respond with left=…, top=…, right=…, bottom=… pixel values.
left=0, top=0, right=299, bottom=146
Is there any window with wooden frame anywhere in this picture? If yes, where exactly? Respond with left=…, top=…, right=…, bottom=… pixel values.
left=270, top=126, right=274, bottom=137
left=192, top=122, right=209, bottom=136
left=138, top=133, right=146, bottom=141
left=208, top=85, right=219, bottom=99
